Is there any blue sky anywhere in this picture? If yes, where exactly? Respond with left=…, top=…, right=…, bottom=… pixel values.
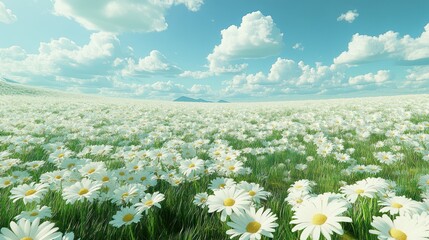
left=1, top=0, right=429, bottom=101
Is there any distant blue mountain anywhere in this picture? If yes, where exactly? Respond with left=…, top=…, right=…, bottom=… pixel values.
left=173, top=96, right=229, bottom=103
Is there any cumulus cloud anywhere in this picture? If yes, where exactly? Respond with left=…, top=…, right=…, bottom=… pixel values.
left=337, top=10, right=359, bottom=23
left=179, top=70, right=214, bottom=79
left=0, top=1, right=16, bottom=24
left=100, top=79, right=216, bottom=99
left=403, top=66, right=429, bottom=89
left=0, top=32, right=119, bottom=80
left=348, top=70, right=390, bottom=85
left=0, top=32, right=121, bottom=82
left=0, top=32, right=186, bottom=97
left=121, top=50, right=181, bottom=76
left=52, top=0, right=204, bottom=33
left=207, top=11, right=284, bottom=74
left=189, top=84, right=212, bottom=94
left=223, top=58, right=346, bottom=98
left=334, top=24, right=429, bottom=65
left=292, top=43, right=304, bottom=51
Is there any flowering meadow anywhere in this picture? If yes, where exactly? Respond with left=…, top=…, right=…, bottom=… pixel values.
left=1, top=94, right=429, bottom=240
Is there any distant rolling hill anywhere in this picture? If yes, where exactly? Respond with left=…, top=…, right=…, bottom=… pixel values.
left=0, top=79, right=56, bottom=96
left=174, top=96, right=229, bottom=103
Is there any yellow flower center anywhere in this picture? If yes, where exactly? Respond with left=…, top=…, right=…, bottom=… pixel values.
left=58, top=153, right=64, bottom=158
left=225, top=156, right=231, bottom=161
left=78, top=188, right=89, bottom=195
left=200, top=198, right=207, bottom=203
left=122, top=193, right=129, bottom=199
left=67, top=163, right=75, bottom=169
left=355, top=189, right=364, bottom=194
left=25, top=189, right=36, bottom=196
left=122, top=213, right=134, bottom=222
left=389, top=228, right=407, bottom=240
left=87, top=168, right=96, bottom=174
left=4, top=180, right=11, bottom=185
left=29, top=212, right=39, bottom=216
left=312, top=213, right=327, bottom=225
left=189, top=163, right=196, bottom=168
left=102, top=176, right=109, bottom=182
left=246, top=221, right=261, bottom=233
left=294, top=184, right=303, bottom=189
left=228, top=166, right=235, bottom=171
left=119, top=172, right=125, bottom=176
left=391, top=202, right=403, bottom=209
left=128, top=177, right=134, bottom=181
left=20, top=237, right=33, bottom=240
left=296, top=198, right=303, bottom=204
left=141, top=176, right=147, bottom=181
left=249, top=190, right=256, bottom=196
left=223, top=198, right=235, bottom=206
left=145, top=200, right=154, bottom=206
left=55, top=175, right=62, bottom=179
left=133, top=166, right=139, bottom=170
left=426, top=179, right=429, bottom=185
left=219, top=183, right=226, bottom=188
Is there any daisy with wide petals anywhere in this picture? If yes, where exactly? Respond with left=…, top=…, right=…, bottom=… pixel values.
left=226, top=207, right=278, bottom=240
left=207, top=186, right=251, bottom=222
left=62, top=178, right=102, bottom=204
left=109, top=207, right=142, bottom=228
left=370, top=214, right=429, bottom=240
left=0, top=218, right=62, bottom=240
left=291, top=195, right=352, bottom=240
left=14, top=205, right=52, bottom=222
left=379, top=196, right=423, bottom=216
left=9, top=182, right=49, bottom=204
left=134, top=191, right=165, bottom=214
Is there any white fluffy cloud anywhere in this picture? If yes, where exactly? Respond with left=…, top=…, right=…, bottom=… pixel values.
left=348, top=70, right=390, bottom=85
left=334, top=24, right=429, bottom=65
left=102, top=79, right=215, bottom=99
left=0, top=1, right=16, bottom=24
left=52, top=0, right=204, bottom=33
left=207, top=11, right=284, bottom=74
left=337, top=10, right=359, bottom=23
left=0, top=32, right=121, bottom=82
left=292, top=43, right=304, bottom=51
left=189, top=84, right=212, bottom=94
left=179, top=70, right=214, bottom=79
left=0, top=32, right=186, bottom=95
left=121, top=50, right=181, bottom=76
left=404, top=66, right=429, bottom=89
left=223, top=58, right=346, bottom=98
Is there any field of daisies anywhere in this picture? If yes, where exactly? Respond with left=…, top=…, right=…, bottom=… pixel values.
left=1, top=94, right=429, bottom=240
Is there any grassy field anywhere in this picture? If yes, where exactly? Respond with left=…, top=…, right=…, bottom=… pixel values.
left=0, top=94, right=428, bottom=240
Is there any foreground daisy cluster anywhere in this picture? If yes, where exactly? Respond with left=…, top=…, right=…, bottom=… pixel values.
left=0, top=94, right=429, bottom=239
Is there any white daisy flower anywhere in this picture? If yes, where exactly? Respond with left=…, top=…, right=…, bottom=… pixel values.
left=10, top=182, right=49, bottom=204
left=134, top=191, right=165, bottom=214
left=62, top=178, right=102, bottom=204
left=0, top=218, right=62, bottom=240
left=226, top=207, right=278, bottom=240
left=14, top=205, right=52, bottom=222
left=207, top=186, right=251, bottom=222
left=109, top=207, right=142, bottom=228
left=291, top=195, right=352, bottom=240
